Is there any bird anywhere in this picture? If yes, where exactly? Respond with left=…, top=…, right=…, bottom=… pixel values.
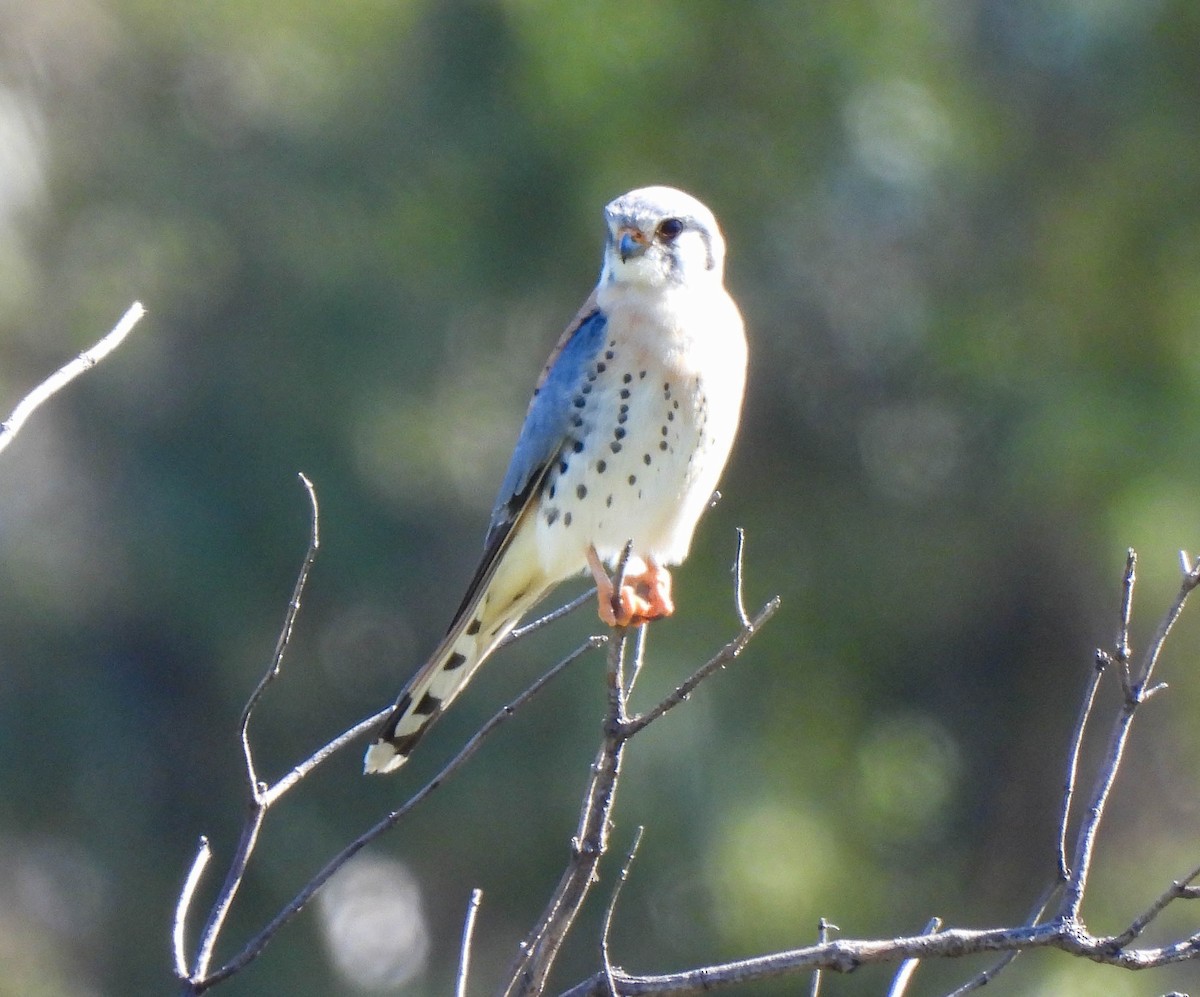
left=364, top=185, right=747, bottom=774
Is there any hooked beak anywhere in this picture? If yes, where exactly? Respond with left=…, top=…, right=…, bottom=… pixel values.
left=617, top=226, right=648, bottom=263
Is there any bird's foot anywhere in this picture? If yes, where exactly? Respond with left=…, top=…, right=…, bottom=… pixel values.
left=587, top=547, right=675, bottom=627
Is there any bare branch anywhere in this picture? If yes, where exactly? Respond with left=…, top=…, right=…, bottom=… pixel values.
left=1057, top=651, right=1107, bottom=880
left=808, top=919, right=835, bottom=997
left=945, top=880, right=1060, bottom=995
left=0, top=301, right=146, bottom=458
left=602, top=827, right=645, bottom=997
left=502, top=630, right=635, bottom=997
left=1133, top=553, right=1200, bottom=693
left=182, top=475, right=321, bottom=988
left=259, top=707, right=391, bottom=808
left=1059, top=550, right=1200, bottom=922
left=195, top=635, right=602, bottom=991
left=456, top=888, right=483, bottom=997
left=1109, top=862, right=1200, bottom=950
left=503, top=566, right=780, bottom=996
left=504, top=588, right=597, bottom=645
left=173, top=837, right=212, bottom=980
left=732, top=527, right=751, bottom=630
left=559, top=916, right=1200, bottom=997
left=623, top=596, right=780, bottom=737
left=886, top=917, right=942, bottom=997
left=1115, top=547, right=1136, bottom=695
left=239, top=472, right=320, bottom=796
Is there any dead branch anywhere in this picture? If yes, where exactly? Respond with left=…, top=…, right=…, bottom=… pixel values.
left=502, top=535, right=781, bottom=996
left=0, top=301, right=145, bottom=458
left=557, top=550, right=1200, bottom=996
left=173, top=476, right=603, bottom=994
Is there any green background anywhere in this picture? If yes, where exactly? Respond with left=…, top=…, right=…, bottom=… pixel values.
left=2, top=1, right=1199, bottom=994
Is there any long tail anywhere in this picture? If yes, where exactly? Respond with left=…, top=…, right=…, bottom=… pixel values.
left=364, top=540, right=549, bottom=774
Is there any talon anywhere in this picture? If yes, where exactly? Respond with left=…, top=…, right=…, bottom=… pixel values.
left=586, top=546, right=675, bottom=628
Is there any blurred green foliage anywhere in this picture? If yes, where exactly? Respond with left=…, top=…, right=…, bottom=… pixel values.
left=2, top=1, right=1200, bottom=994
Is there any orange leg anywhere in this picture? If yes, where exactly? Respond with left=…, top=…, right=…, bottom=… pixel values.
left=586, top=547, right=675, bottom=627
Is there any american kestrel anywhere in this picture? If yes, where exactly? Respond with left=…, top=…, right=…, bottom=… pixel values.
left=364, top=185, right=747, bottom=774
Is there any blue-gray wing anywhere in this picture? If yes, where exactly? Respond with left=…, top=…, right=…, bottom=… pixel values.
left=485, top=303, right=608, bottom=549
left=441, top=299, right=607, bottom=628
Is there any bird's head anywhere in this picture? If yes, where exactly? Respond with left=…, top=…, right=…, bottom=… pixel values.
left=599, top=186, right=727, bottom=290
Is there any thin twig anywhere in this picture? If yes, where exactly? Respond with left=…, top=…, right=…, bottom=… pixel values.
left=1115, top=548, right=1136, bottom=695
left=239, top=472, right=320, bottom=796
left=624, top=618, right=649, bottom=700
left=602, top=827, right=645, bottom=997
left=946, top=880, right=1061, bottom=995
left=194, top=636, right=602, bottom=991
left=1108, top=862, right=1200, bottom=949
left=1132, top=554, right=1200, bottom=693
left=732, top=528, right=751, bottom=630
left=624, top=597, right=780, bottom=737
left=185, top=475, right=320, bottom=986
left=1057, top=651, right=1107, bottom=881
left=504, top=588, right=597, bottom=645
left=808, top=918, right=834, bottom=997
left=0, top=301, right=146, bottom=458
left=456, top=888, right=483, bottom=997
left=189, top=809, right=267, bottom=986
left=886, top=917, right=942, bottom=997
left=260, top=707, right=391, bottom=808
left=173, top=837, right=212, bottom=980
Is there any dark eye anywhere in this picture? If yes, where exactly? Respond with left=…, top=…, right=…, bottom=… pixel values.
left=657, top=218, right=685, bottom=241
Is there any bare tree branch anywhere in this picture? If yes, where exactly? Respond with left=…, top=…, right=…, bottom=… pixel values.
left=558, top=549, right=1200, bottom=997
left=602, top=827, right=644, bottom=997
left=184, top=473, right=321, bottom=985
left=1059, top=555, right=1200, bottom=923
left=501, top=627, right=638, bottom=997
left=173, top=837, right=212, bottom=979
left=808, top=919, right=834, bottom=997
left=1057, top=650, right=1106, bottom=881
left=0, top=301, right=145, bottom=458
left=503, top=538, right=780, bottom=996
left=945, top=880, right=1061, bottom=995
left=239, top=472, right=320, bottom=793
left=187, top=634, right=602, bottom=993
left=886, top=917, right=942, bottom=997
left=174, top=474, right=605, bottom=994
left=559, top=913, right=1200, bottom=997
left=457, top=888, right=484, bottom=997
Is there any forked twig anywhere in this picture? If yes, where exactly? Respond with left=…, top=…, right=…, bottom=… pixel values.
left=175, top=475, right=604, bottom=993
left=1059, top=553, right=1200, bottom=923
left=559, top=550, right=1200, bottom=996
left=503, top=533, right=778, bottom=996
left=187, top=473, right=320, bottom=984
left=189, top=635, right=602, bottom=992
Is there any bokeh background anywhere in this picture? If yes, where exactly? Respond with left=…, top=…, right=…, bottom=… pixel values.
left=2, top=1, right=1200, bottom=994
